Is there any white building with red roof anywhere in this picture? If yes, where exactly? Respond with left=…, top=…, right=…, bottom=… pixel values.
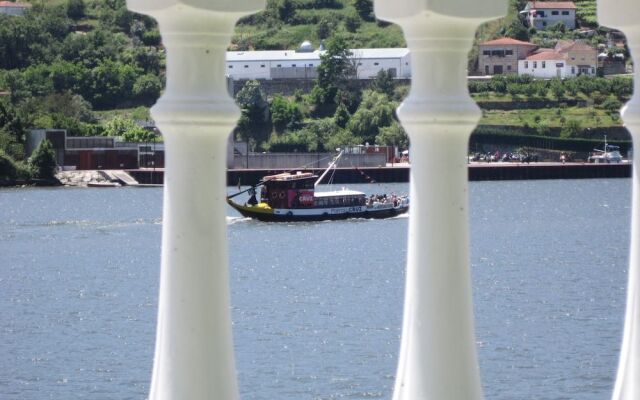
left=0, top=1, right=30, bottom=16
left=518, top=40, right=597, bottom=78
left=478, top=38, right=538, bottom=75
left=522, top=1, right=577, bottom=30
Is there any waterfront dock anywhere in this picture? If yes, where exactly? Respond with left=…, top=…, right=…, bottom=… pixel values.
left=123, top=162, right=632, bottom=186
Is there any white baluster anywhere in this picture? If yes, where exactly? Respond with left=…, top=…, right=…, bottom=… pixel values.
left=374, top=1, right=506, bottom=399
left=125, top=1, right=264, bottom=399
left=598, top=3, right=640, bottom=400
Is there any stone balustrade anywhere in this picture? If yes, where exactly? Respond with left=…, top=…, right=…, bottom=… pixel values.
left=598, top=2, right=640, bottom=399
left=125, top=1, right=264, bottom=399
left=126, top=0, right=639, bottom=399
left=373, top=2, right=507, bottom=399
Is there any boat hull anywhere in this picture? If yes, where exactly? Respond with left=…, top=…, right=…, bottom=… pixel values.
left=228, top=200, right=408, bottom=222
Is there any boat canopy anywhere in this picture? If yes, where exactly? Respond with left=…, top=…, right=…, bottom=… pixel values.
left=263, top=172, right=315, bottom=182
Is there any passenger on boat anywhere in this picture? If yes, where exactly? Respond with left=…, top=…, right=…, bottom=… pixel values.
left=247, top=187, right=258, bottom=206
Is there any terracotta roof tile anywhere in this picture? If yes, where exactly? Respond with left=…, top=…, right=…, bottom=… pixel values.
left=527, top=1, right=577, bottom=9
left=0, top=1, right=30, bottom=7
left=480, top=38, right=537, bottom=46
left=555, top=40, right=596, bottom=53
left=526, top=51, right=567, bottom=61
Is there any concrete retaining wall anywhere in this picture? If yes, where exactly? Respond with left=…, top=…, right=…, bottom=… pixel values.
left=232, top=153, right=387, bottom=169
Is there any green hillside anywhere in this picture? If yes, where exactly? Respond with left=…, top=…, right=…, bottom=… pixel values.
left=0, top=0, right=626, bottom=184
left=232, top=0, right=405, bottom=50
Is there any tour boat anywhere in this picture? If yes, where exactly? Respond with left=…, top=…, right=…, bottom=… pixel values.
left=227, top=153, right=409, bottom=222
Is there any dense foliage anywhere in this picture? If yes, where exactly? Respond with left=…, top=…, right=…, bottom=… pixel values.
left=0, top=0, right=628, bottom=178
left=0, top=0, right=165, bottom=176
left=469, top=74, right=633, bottom=101
left=234, top=38, right=409, bottom=153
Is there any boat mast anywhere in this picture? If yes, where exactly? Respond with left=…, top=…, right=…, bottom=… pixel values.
left=315, top=150, right=343, bottom=187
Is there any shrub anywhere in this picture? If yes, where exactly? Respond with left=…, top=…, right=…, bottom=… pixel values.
left=28, top=139, right=57, bottom=180
left=560, top=119, right=582, bottom=138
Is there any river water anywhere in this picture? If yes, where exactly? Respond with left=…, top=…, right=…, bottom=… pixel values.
left=0, top=179, right=632, bottom=400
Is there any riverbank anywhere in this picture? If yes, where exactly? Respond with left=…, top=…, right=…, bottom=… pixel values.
left=2, top=162, right=630, bottom=189
left=130, top=162, right=632, bottom=185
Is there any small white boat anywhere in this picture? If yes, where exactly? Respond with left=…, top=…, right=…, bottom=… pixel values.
left=588, top=136, right=623, bottom=163
left=87, top=181, right=121, bottom=188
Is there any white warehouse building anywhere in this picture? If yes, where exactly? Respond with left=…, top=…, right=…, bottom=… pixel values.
left=225, top=42, right=411, bottom=81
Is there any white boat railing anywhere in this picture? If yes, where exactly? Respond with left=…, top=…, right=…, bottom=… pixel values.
left=124, top=0, right=640, bottom=399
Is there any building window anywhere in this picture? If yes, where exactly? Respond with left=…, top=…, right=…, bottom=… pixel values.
left=491, top=50, right=505, bottom=57
left=524, top=61, right=528, bottom=68
left=543, top=21, right=547, bottom=26
left=537, top=11, right=545, bottom=17
left=358, top=62, right=362, bottom=66
left=292, top=64, right=296, bottom=67
left=592, top=67, right=595, bottom=74
left=374, top=62, right=379, bottom=66
left=505, top=50, right=513, bottom=56
left=562, top=10, right=569, bottom=15
left=244, top=65, right=249, bottom=68
left=483, top=50, right=490, bottom=56
left=533, top=61, right=537, bottom=68
left=228, top=65, right=233, bottom=69
left=571, top=66, right=575, bottom=74
left=260, top=64, right=265, bottom=68
left=308, top=63, right=313, bottom=67
left=277, top=64, right=281, bottom=67
left=542, top=61, right=546, bottom=68
left=405, top=62, right=408, bottom=65
left=552, top=10, right=559, bottom=15
left=485, top=65, right=489, bottom=74
left=507, top=65, right=512, bottom=71
left=556, top=63, right=564, bottom=67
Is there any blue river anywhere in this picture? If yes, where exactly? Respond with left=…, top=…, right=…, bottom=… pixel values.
left=0, top=179, right=632, bottom=400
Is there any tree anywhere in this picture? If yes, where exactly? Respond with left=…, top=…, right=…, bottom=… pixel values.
left=344, top=12, right=361, bottom=33
left=66, top=0, right=85, bottom=20
left=28, top=139, right=57, bottom=180
left=270, top=95, right=302, bottom=134
left=142, top=28, right=161, bottom=46
left=561, top=119, right=582, bottom=138
left=602, top=96, right=622, bottom=115
left=353, top=0, right=374, bottom=21
left=550, top=78, right=565, bottom=99
left=0, top=150, right=22, bottom=182
left=316, top=17, right=333, bottom=40
left=504, top=20, right=529, bottom=42
left=549, top=21, right=566, bottom=33
left=234, top=80, right=270, bottom=144
left=536, top=119, right=551, bottom=136
left=347, top=91, right=395, bottom=143
left=133, top=74, right=163, bottom=105
left=275, top=0, right=295, bottom=23
left=375, top=122, right=409, bottom=149
left=88, top=60, right=140, bottom=109
left=0, top=100, right=25, bottom=159
left=373, top=69, right=395, bottom=98
left=333, top=102, right=350, bottom=128
left=104, top=116, right=152, bottom=141
left=312, top=35, right=355, bottom=110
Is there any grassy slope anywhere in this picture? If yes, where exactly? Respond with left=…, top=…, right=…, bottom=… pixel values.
left=232, top=0, right=404, bottom=50
left=480, top=106, right=619, bottom=127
